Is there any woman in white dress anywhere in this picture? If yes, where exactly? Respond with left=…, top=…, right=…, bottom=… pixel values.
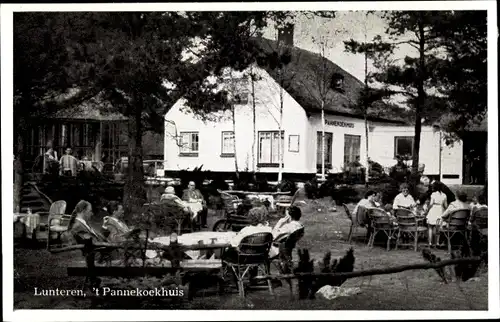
left=426, top=181, right=448, bottom=246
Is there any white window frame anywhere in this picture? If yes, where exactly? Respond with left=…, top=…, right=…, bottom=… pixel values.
left=258, top=130, right=284, bottom=167
left=221, top=131, right=235, bottom=156
left=179, top=132, right=199, bottom=155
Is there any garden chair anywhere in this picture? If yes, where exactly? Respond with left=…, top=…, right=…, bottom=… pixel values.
left=217, top=190, right=242, bottom=217
left=438, top=209, right=471, bottom=253
left=46, top=200, right=73, bottom=250
left=395, top=208, right=427, bottom=251
left=367, top=208, right=398, bottom=251
left=275, top=189, right=303, bottom=215
left=342, top=204, right=369, bottom=244
left=270, top=227, right=304, bottom=296
left=222, top=232, right=274, bottom=297
left=470, top=208, right=488, bottom=237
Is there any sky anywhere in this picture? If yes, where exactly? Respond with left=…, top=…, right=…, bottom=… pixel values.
left=261, top=11, right=416, bottom=82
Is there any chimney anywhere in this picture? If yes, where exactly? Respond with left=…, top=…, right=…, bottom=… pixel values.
left=277, top=23, right=294, bottom=47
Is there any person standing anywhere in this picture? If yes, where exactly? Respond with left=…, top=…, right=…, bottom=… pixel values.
left=44, top=141, right=58, bottom=175
left=59, top=147, right=79, bottom=176
left=425, top=181, right=448, bottom=247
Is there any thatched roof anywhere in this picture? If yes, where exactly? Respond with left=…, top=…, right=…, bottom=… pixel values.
left=50, top=95, right=128, bottom=121
left=252, top=37, right=405, bottom=124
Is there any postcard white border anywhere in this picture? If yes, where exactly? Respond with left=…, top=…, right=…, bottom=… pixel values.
left=2, top=1, right=498, bottom=321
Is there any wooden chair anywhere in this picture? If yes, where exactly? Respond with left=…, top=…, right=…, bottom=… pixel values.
left=46, top=200, right=72, bottom=250
left=395, top=208, right=427, bottom=251
left=438, top=209, right=471, bottom=253
left=367, top=208, right=398, bottom=251
left=222, top=232, right=274, bottom=297
left=342, top=204, right=369, bottom=244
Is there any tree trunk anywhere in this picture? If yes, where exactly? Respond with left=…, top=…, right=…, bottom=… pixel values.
left=364, top=51, right=370, bottom=186
left=123, top=105, right=146, bottom=216
left=251, top=70, right=257, bottom=181
left=14, top=117, right=26, bottom=211
left=321, top=100, right=326, bottom=181
left=412, top=16, right=426, bottom=183
left=231, top=103, right=239, bottom=180
left=278, top=80, right=284, bottom=183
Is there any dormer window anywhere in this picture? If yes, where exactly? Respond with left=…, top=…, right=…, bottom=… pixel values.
left=330, top=73, right=344, bottom=91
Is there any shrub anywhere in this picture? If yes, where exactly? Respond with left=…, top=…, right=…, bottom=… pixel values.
left=277, top=179, right=298, bottom=194
left=304, top=177, right=319, bottom=199
left=254, top=177, right=270, bottom=192
left=333, top=185, right=359, bottom=204
left=318, top=176, right=337, bottom=198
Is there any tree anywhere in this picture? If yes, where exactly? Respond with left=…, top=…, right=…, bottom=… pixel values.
left=364, top=12, right=453, bottom=182
left=344, top=12, right=394, bottom=184
left=13, top=12, right=272, bottom=214
left=303, top=23, right=346, bottom=181
left=365, top=11, right=487, bottom=183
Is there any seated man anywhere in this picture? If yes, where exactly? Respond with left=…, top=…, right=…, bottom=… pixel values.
left=182, top=181, right=208, bottom=228
left=470, top=194, right=488, bottom=214
left=102, top=204, right=131, bottom=242
left=392, top=183, right=417, bottom=211
left=270, top=205, right=304, bottom=258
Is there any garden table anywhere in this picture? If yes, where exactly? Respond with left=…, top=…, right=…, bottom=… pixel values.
left=152, top=231, right=237, bottom=260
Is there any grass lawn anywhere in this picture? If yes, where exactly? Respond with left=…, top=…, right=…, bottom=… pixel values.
left=13, top=199, right=488, bottom=310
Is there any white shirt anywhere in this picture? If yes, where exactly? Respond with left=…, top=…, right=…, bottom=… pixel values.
left=272, top=218, right=303, bottom=240
left=230, top=224, right=272, bottom=248
left=393, top=193, right=416, bottom=210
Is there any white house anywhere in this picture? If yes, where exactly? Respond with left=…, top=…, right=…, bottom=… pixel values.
left=163, top=34, right=485, bottom=186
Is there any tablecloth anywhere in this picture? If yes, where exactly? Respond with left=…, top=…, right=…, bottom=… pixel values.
left=151, top=231, right=237, bottom=259
left=186, top=201, right=204, bottom=219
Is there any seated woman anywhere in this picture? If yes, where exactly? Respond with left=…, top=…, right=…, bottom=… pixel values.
left=161, top=186, right=190, bottom=213
left=440, top=190, right=470, bottom=226
left=228, top=208, right=272, bottom=249
left=392, top=183, right=417, bottom=211
left=69, top=200, right=108, bottom=244
left=352, top=190, right=379, bottom=227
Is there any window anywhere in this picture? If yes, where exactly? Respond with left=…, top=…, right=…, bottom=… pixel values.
left=344, top=134, right=361, bottom=166
left=180, top=132, right=199, bottom=156
left=221, top=131, right=235, bottom=156
left=394, top=136, right=414, bottom=159
left=288, top=135, right=299, bottom=152
left=258, top=131, right=284, bottom=167
left=316, top=131, right=333, bottom=167
left=330, top=73, right=344, bottom=91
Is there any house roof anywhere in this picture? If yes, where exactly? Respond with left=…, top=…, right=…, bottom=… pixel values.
left=49, top=96, right=128, bottom=121
left=252, top=37, right=405, bottom=124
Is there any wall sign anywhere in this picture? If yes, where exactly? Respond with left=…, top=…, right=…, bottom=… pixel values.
left=325, top=120, right=355, bottom=128
left=288, top=135, right=299, bottom=152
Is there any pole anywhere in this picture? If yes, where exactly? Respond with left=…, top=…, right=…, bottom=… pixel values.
left=438, top=130, right=442, bottom=181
